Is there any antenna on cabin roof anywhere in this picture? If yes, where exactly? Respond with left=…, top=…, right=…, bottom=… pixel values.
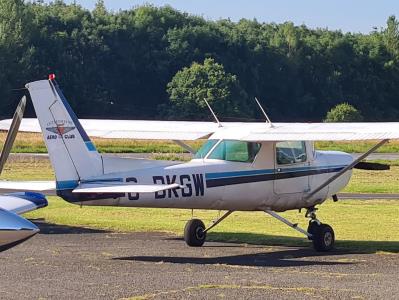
left=255, top=97, right=274, bottom=128
left=203, top=98, right=222, bottom=127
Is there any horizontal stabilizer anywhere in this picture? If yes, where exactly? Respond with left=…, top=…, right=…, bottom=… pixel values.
left=73, top=183, right=182, bottom=194
left=0, top=192, right=48, bottom=215
left=0, top=181, right=56, bottom=196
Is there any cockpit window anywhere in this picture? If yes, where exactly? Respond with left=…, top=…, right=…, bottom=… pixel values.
left=276, top=141, right=307, bottom=165
left=194, top=139, right=218, bottom=159
left=208, top=140, right=261, bottom=163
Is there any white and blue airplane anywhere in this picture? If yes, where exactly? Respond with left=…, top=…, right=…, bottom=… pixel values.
left=0, top=97, right=48, bottom=252
left=1, top=76, right=398, bottom=251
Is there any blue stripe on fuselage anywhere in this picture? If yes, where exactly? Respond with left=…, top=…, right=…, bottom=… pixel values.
left=205, top=165, right=348, bottom=188
left=85, top=141, right=97, bottom=152
left=56, top=178, right=124, bottom=190
left=56, top=180, right=79, bottom=190
left=205, top=165, right=347, bottom=180
left=81, top=178, right=124, bottom=184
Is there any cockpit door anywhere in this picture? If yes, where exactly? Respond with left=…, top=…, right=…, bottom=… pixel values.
left=273, top=141, right=310, bottom=195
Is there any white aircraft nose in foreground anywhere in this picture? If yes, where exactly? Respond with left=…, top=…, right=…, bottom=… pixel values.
left=0, top=208, right=39, bottom=251
left=0, top=76, right=397, bottom=251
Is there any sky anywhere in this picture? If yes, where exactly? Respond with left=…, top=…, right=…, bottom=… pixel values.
left=42, top=0, right=399, bottom=34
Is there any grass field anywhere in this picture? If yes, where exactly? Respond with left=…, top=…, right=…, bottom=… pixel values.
left=2, top=157, right=399, bottom=252
left=0, top=132, right=202, bottom=154
left=4, top=131, right=399, bottom=154
left=345, top=167, right=399, bottom=193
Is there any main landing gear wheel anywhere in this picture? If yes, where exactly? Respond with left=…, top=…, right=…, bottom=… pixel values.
left=309, top=222, right=335, bottom=252
left=307, top=220, right=319, bottom=239
left=184, top=219, right=206, bottom=247
left=265, top=209, right=335, bottom=252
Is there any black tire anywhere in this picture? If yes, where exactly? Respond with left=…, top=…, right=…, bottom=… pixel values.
left=307, top=220, right=319, bottom=240
left=184, top=219, right=206, bottom=247
left=312, top=223, right=335, bottom=252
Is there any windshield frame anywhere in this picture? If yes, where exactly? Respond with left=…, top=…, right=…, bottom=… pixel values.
left=194, top=139, right=221, bottom=159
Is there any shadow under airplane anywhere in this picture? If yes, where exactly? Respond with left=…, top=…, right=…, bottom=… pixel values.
left=115, top=231, right=399, bottom=268
left=30, top=219, right=111, bottom=235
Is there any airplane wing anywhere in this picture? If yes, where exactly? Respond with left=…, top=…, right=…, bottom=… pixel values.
left=73, top=183, right=182, bottom=194
left=0, top=118, right=220, bottom=141
left=210, top=122, right=399, bottom=141
left=0, top=192, right=48, bottom=215
left=0, top=181, right=56, bottom=196
left=3, top=118, right=399, bottom=141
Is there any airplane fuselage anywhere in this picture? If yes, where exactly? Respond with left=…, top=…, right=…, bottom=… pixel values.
left=58, top=141, right=353, bottom=212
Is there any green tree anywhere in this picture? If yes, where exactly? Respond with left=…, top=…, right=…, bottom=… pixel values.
left=324, top=103, right=364, bottom=122
left=384, top=15, right=399, bottom=59
left=1, top=3, right=399, bottom=121
left=0, top=0, right=26, bottom=46
left=0, top=0, right=33, bottom=116
left=163, top=58, right=251, bottom=120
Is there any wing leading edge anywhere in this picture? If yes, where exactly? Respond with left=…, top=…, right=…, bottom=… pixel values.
left=209, top=122, right=399, bottom=141
left=3, top=118, right=399, bottom=141
left=0, top=118, right=219, bottom=141
left=0, top=181, right=56, bottom=196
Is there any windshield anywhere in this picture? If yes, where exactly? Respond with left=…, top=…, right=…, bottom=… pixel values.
left=194, top=139, right=218, bottom=159
left=208, top=140, right=261, bottom=163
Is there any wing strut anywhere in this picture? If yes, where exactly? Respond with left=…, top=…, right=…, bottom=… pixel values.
left=304, top=139, right=389, bottom=201
left=172, top=140, right=197, bottom=155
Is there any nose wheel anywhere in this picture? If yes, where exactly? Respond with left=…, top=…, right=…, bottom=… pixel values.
left=184, top=211, right=234, bottom=247
left=184, top=219, right=206, bottom=247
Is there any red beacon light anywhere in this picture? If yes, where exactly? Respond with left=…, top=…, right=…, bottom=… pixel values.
left=48, top=74, right=56, bottom=80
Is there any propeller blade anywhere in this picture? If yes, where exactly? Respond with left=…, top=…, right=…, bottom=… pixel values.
left=0, top=96, right=27, bottom=175
left=354, top=161, right=390, bottom=171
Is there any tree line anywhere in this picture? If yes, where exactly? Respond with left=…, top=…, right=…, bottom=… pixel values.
left=1, top=0, right=399, bottom=122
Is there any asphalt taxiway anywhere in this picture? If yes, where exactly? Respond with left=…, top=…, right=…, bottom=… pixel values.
left=0, top=220, right=398, bottom=299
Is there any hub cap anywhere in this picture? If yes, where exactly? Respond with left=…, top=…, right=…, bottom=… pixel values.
left=195, top=227, right=205, bottom=240
left=324, top=232, right=333, bottom=246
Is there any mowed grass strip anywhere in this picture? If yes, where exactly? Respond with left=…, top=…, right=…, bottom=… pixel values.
left=2, top=157, right=399, bottom=252
left=3, top=131, right=399, bottom=154
left=344, top=167, right=399, bottom=193
left=0, top=132, right=202, bottom=154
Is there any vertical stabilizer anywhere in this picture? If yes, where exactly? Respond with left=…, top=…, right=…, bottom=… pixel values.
left=26, top=78, right=103, bottom=185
